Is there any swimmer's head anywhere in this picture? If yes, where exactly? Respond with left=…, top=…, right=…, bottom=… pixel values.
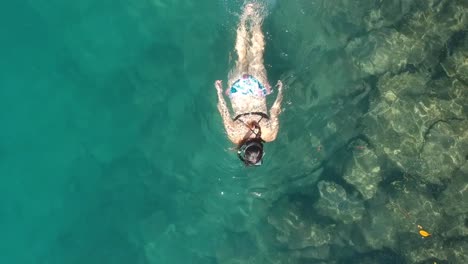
left=238, top=139, right=264, bottom=166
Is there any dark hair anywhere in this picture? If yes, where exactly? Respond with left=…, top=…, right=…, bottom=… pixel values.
left=238, top=138, right=264, bottom=166
left=236, top=120, right=264, bottom=166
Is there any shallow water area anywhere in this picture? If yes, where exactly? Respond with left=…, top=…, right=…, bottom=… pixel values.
left=1, top=0, right=467, bottom=263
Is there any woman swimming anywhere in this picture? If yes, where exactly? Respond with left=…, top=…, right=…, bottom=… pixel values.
left=215, top=2, right=284, bottom=166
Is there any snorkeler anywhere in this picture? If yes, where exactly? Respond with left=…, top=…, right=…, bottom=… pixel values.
left=215, top=2, right=284, bottom=166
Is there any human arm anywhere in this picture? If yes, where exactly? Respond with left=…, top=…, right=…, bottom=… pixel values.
left=263, top=80, right=284, bottom=142
left=215, top=80, right=238, bottom=143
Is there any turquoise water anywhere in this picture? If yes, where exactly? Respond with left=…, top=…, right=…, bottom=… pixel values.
left=1, top=0, right=467, bottom=263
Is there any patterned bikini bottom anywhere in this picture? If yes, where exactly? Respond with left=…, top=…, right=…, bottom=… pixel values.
left=230, top=74, right=268, bottom=98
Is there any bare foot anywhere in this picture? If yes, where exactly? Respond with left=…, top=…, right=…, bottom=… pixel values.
left=240, top=3, right=263, bottom=26
left=244, top=3, right=255, bottom=16
left=240, top=3, right=254, bottom=25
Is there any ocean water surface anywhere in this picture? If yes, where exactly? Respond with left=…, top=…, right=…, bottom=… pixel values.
left=1, top=0, right=467, bottom=263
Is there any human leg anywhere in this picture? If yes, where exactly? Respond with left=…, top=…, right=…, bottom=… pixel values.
left=246, top=3, right=270, bottom=90
left=234, top=22, right=248, bottom=73
left=228, top=4, right=253, bottom=89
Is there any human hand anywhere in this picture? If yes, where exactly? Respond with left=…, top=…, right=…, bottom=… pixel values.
left=271, top=80, right=284, bottom=115
left=275, top=80, right=283, bottom=93
left=215, top=80, right=223, bottom=95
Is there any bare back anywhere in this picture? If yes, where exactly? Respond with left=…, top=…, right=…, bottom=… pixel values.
left=215, top=3, right=283, bottom=144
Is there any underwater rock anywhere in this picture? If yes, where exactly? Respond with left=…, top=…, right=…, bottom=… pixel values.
left=441, top=31, right=468, bottom=84
left=291, top=245, right=331, bottom=261
left=359, top=205, right=404, bottom=251
left=347, top=0, right=467, bottom=76
left=390, top=187, right=443, bottom=235
left=440, top=214, right=468, bottom=240
left=363, top=0, right=415, bottom=31
left=267, top=196, right=336, bottom=249
left=402, top=239, right=468, bottom=263
left=437, top=163, right=468, bottom=239
left=346, top=28, right=423, bottom=76
left=359, top=179, right=446, bottom=252
left=344, top=249, right=405, bottom=264
left=439, top=163, right=468, bottom=217
left=363, top=72, right=467, bottom=184
left=343, top=143, right=382, bottom=200
left=314, top=181, right=364, bottom=224
left=418, top=119, right=468, bottom=184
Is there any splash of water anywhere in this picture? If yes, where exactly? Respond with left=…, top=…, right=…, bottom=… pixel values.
left=220, top=0, right=277, bottom=16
